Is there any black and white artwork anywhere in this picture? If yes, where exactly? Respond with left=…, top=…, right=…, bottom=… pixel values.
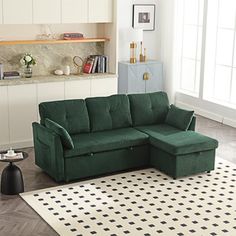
left=133, top=4, right=155, bottom=31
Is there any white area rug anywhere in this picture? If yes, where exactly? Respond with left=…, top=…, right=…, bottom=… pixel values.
left=20, top=158, right=236, bottom=236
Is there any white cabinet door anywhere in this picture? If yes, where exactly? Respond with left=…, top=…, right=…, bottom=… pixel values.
left=0, top=87, right=9, bottom=147
left=0, top=0, right=2, bottom=24
left=3, top=0, right=32, bottom=24
left=89, top=0, right=112, bottom=23
left=33, top=0, right=61, bottom=24
left=37, top=82, right=64, bottom=104
left=62, top=0, right=88, bottom=23
left=37, top=82, right=65, bottom=121
left=8, top=84, right=37, bottom=145
left=65, top=80, right=91, bottom=99
left=91, top=77, right=117, bottom=97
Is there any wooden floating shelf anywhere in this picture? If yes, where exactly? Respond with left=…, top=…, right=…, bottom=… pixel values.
left=0, top=38, right=110, bottom=46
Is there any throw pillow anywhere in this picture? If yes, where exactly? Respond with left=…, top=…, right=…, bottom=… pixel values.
left=45, top=118, right=74, bottom=149
left=165, top=104, right=194, bottom=131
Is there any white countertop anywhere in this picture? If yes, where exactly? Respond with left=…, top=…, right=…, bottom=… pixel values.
left=0, top=73, right=117, bottom=86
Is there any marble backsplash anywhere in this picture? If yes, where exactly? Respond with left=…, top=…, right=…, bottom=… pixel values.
left=0, top=42, right=104, bottom=76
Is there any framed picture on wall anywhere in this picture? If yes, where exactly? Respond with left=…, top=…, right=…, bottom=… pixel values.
left=132, top=4, right=155, bottom=31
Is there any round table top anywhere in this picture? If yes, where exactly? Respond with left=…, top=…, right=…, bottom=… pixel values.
left=0, top=150, right=28, bottom=163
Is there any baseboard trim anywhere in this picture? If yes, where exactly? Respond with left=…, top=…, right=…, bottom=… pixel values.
left=175, top=101, right=236, bottom=128
left=223, top=118, right=236, bottom=128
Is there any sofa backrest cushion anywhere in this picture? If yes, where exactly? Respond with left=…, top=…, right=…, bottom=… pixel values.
left=86, top=94, right=132, bottom=132
left=39, top=99, right=90, bottom=134
left=128, top=92, right=169, bottom=126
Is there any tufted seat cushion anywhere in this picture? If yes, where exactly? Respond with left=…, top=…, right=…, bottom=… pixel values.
left=128, top=92, right=169, bottom=126
left=39, top=99, right=90, bottom=134
left=86, top=94, right=132, bottom=132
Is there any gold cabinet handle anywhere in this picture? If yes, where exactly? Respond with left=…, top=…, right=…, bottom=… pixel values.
left=143, top=72, right=150, bottom=80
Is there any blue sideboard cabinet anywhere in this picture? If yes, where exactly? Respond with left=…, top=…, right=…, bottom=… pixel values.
left=118, top=60, right=163, bottom=94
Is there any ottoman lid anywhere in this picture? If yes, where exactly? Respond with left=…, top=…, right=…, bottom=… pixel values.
left=150, top=131, right=218, bottom=155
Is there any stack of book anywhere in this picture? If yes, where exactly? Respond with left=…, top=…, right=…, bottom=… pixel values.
left=3, top=71, right=20, bottom=79
left=83, top=55, right=108, bottom=74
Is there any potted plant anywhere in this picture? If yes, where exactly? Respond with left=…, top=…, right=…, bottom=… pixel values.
left=20, top=53, right=36, bottom=78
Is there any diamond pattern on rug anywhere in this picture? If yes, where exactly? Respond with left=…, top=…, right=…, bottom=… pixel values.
left=20, top=158, right=236, bottom=236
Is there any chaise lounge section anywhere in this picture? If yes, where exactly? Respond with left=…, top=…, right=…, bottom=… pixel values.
left=32, top=92, right=218, bottom=182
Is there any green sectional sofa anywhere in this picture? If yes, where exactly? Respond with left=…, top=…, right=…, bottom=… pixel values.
left=32, top=92, right=218, bottom=182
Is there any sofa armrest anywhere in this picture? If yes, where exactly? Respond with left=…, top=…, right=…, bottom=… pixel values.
left=32, top=122, right=65, bottom=182
left=188, top=116, right=196, bottom=131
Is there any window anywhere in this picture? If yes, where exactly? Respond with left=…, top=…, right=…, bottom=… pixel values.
left=175, top=0, right=204, bottom=97
left=204, top=0, right=236, bottom=108
left=175, top=0, right=236, bottom=109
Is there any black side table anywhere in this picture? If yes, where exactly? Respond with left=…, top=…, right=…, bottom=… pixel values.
left=0, top=151, right=28, bottom=195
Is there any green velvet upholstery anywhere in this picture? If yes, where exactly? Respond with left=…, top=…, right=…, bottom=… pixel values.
left=150, top=147, right=216, bottom=178
left=86, top=94, right=132, bottom=132
left=65, top=145, right=150, bottom=181
left=39, top=99, right=90, bottom=134
left=32, top=122, right=65, bottom=182
left=65, top=128, right=149, bottom=158
left=45, top=118, right=74, bottom=149
left=33, top=92, right=218, bottom=182
left=165, top=104, right=194, bottom=130
left=136, top=124, right=182, bottom=137
left=149, top=131, right=218, bottom=155
left=128, top=92, right=169, bottom=126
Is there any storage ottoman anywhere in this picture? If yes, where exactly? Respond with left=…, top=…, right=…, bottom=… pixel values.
left=149, top=131, right=218, bottom=179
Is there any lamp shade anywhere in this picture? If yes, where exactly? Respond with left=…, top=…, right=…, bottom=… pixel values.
left=120, top=28, right=143, bottom=42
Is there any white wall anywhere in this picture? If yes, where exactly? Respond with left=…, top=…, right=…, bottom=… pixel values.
left=117, top=0, right=175, bottom=103
left=117, top=0, right=160, bottom=61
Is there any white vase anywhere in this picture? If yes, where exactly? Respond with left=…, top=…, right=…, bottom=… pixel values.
left=63, top=65, right=70, bottom=76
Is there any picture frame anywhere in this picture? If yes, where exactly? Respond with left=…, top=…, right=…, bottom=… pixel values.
left=132, top=4, right=156, bottom=31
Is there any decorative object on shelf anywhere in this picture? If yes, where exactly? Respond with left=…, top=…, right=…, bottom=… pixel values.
left=20, top=53, right=36, bottom=78
left=130, top=29, right=143, bottom=64
left=54, top=69, right=64, bottom=76
left=139, top=42, right=147, bottom=62
left=3, top=71, right=20, bottom=80
left=63, top=33, right=84, bottom=40
left=24, top=67, right=32, bottom=78
left=144, top=48, right=147, bottom=62
left=133, top=4, right=156, bottom=31
left=83, top=55, right=109, bottom=74
left=63, top=65, right=71, bottom=76
left=37, top=25, right=56, bottom=40
left=119, top=28, right=143, bottom=64
left=73, top=56, right=84, bottom=74
left=120, top=28, right=143, bottom=64
left=83, top=57, right=95, bottom=74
